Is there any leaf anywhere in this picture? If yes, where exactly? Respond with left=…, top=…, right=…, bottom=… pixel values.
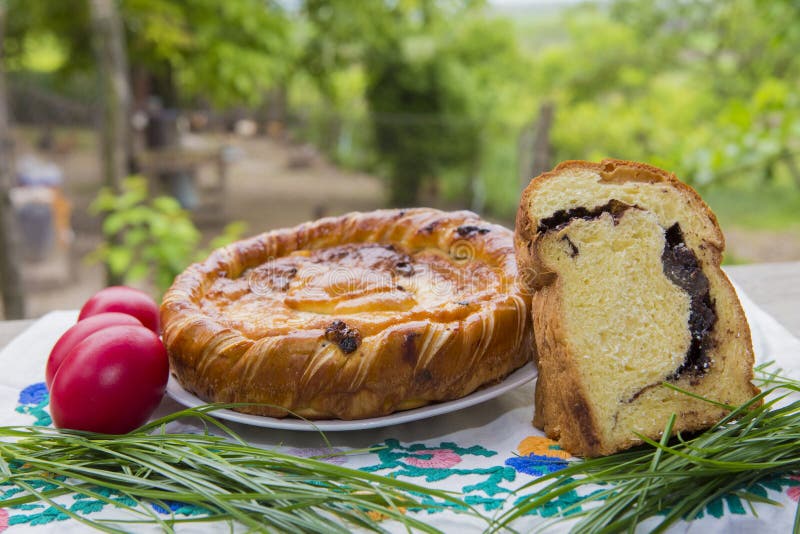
left=83, top=243, right=109, bottom=265
left=115, top=189, right=146, bottom=211
left=151, top=196, right=183, bottom=215
left=88, top=188, right=117, bottom=215
left=107, top=247, right=133, bottom=276
left=123, top=228, right=149, bottom=248
left=125, top=263, right=150, bottom=283
left=101, top=213, right=127, bottom=237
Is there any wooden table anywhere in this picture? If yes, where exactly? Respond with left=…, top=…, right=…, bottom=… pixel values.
left=1, top=261, right=798, bottom=350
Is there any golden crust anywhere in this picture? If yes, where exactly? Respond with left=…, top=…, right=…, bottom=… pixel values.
left=162, top=208, right=532, bottom=420
left=516, top=159, right=758, bottom=457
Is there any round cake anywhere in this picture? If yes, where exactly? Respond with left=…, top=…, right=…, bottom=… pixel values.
left=161, top=208, right=533, bottom=419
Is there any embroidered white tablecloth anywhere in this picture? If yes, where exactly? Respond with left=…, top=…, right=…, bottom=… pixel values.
left=1, top=287, right=798, bottom=533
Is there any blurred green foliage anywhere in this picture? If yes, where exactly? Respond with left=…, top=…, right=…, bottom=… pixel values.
left=5, top=0, right=800, bottom=226
left=539, top=0, right=800, bottom=191
left=5, top=0, right=291, bottom=107
left=296, top=0, right=531, bottom=206
left=292, top=0, right=800, bottom=221
left=88, top=177, right=246, bottom=295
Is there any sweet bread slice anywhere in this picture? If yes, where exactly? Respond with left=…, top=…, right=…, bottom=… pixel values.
left=515, top=159, right=759, bottom=457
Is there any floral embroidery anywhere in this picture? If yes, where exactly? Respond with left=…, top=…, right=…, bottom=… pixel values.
left=361, top=439, right=515, bottom=511
left=506, top=436, right=571, bottom=476
left=506, top=454, right=569, bottom=476
left=404, top=448, right=461, bottom=469
left=512, top=486, right=592, bottom=518
left=668, top=474, right=800, bottom=520
left=151, top=499, right=208, bottom=516
left=788, top=476, right=800, bottom=502
left=4, top=475, right=69, bottom=526
left=6, top=387, right=208, bottom=525
left=15, top=382, right=51, bottom=427
left=362, top=439, right=496, bottom=481
left=8, top=505, right=67, bottom=526
left=18, top=383, right=48, bottom=405
left=366, top=506, right=407, bottom=522
left=6, top=381, right=800, bottom=527
left=516, top=436, right=571, bottom=459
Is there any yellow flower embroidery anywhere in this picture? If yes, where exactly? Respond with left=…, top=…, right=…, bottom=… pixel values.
left=366, top=506, right=407, bottom=521
left=516, top=436, right=571, bottom=460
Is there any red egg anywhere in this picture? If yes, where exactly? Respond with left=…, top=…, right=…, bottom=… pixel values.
left=78, top=286, right=160, bottom=334
left=45, top=312, right=142, bottom=389
left=49, top=324, right=169, bottom=434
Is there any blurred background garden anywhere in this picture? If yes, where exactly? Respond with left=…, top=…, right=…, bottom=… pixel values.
left=1, top=0, right=799, bottom=319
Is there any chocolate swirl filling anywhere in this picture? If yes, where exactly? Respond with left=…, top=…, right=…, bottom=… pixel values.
left=537, top=199, right=631, bottom=233
left=537, top=201, right=716, bottom=379
left=661, top=223, right=715, bottom=378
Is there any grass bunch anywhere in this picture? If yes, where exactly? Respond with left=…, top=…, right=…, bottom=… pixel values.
left=0, top=405, right=487, bottom=533
left=491, top=364, right=800, bottom=533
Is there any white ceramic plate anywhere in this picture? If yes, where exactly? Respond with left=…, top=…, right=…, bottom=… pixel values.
left=166, top=362, right=537, bottom=431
